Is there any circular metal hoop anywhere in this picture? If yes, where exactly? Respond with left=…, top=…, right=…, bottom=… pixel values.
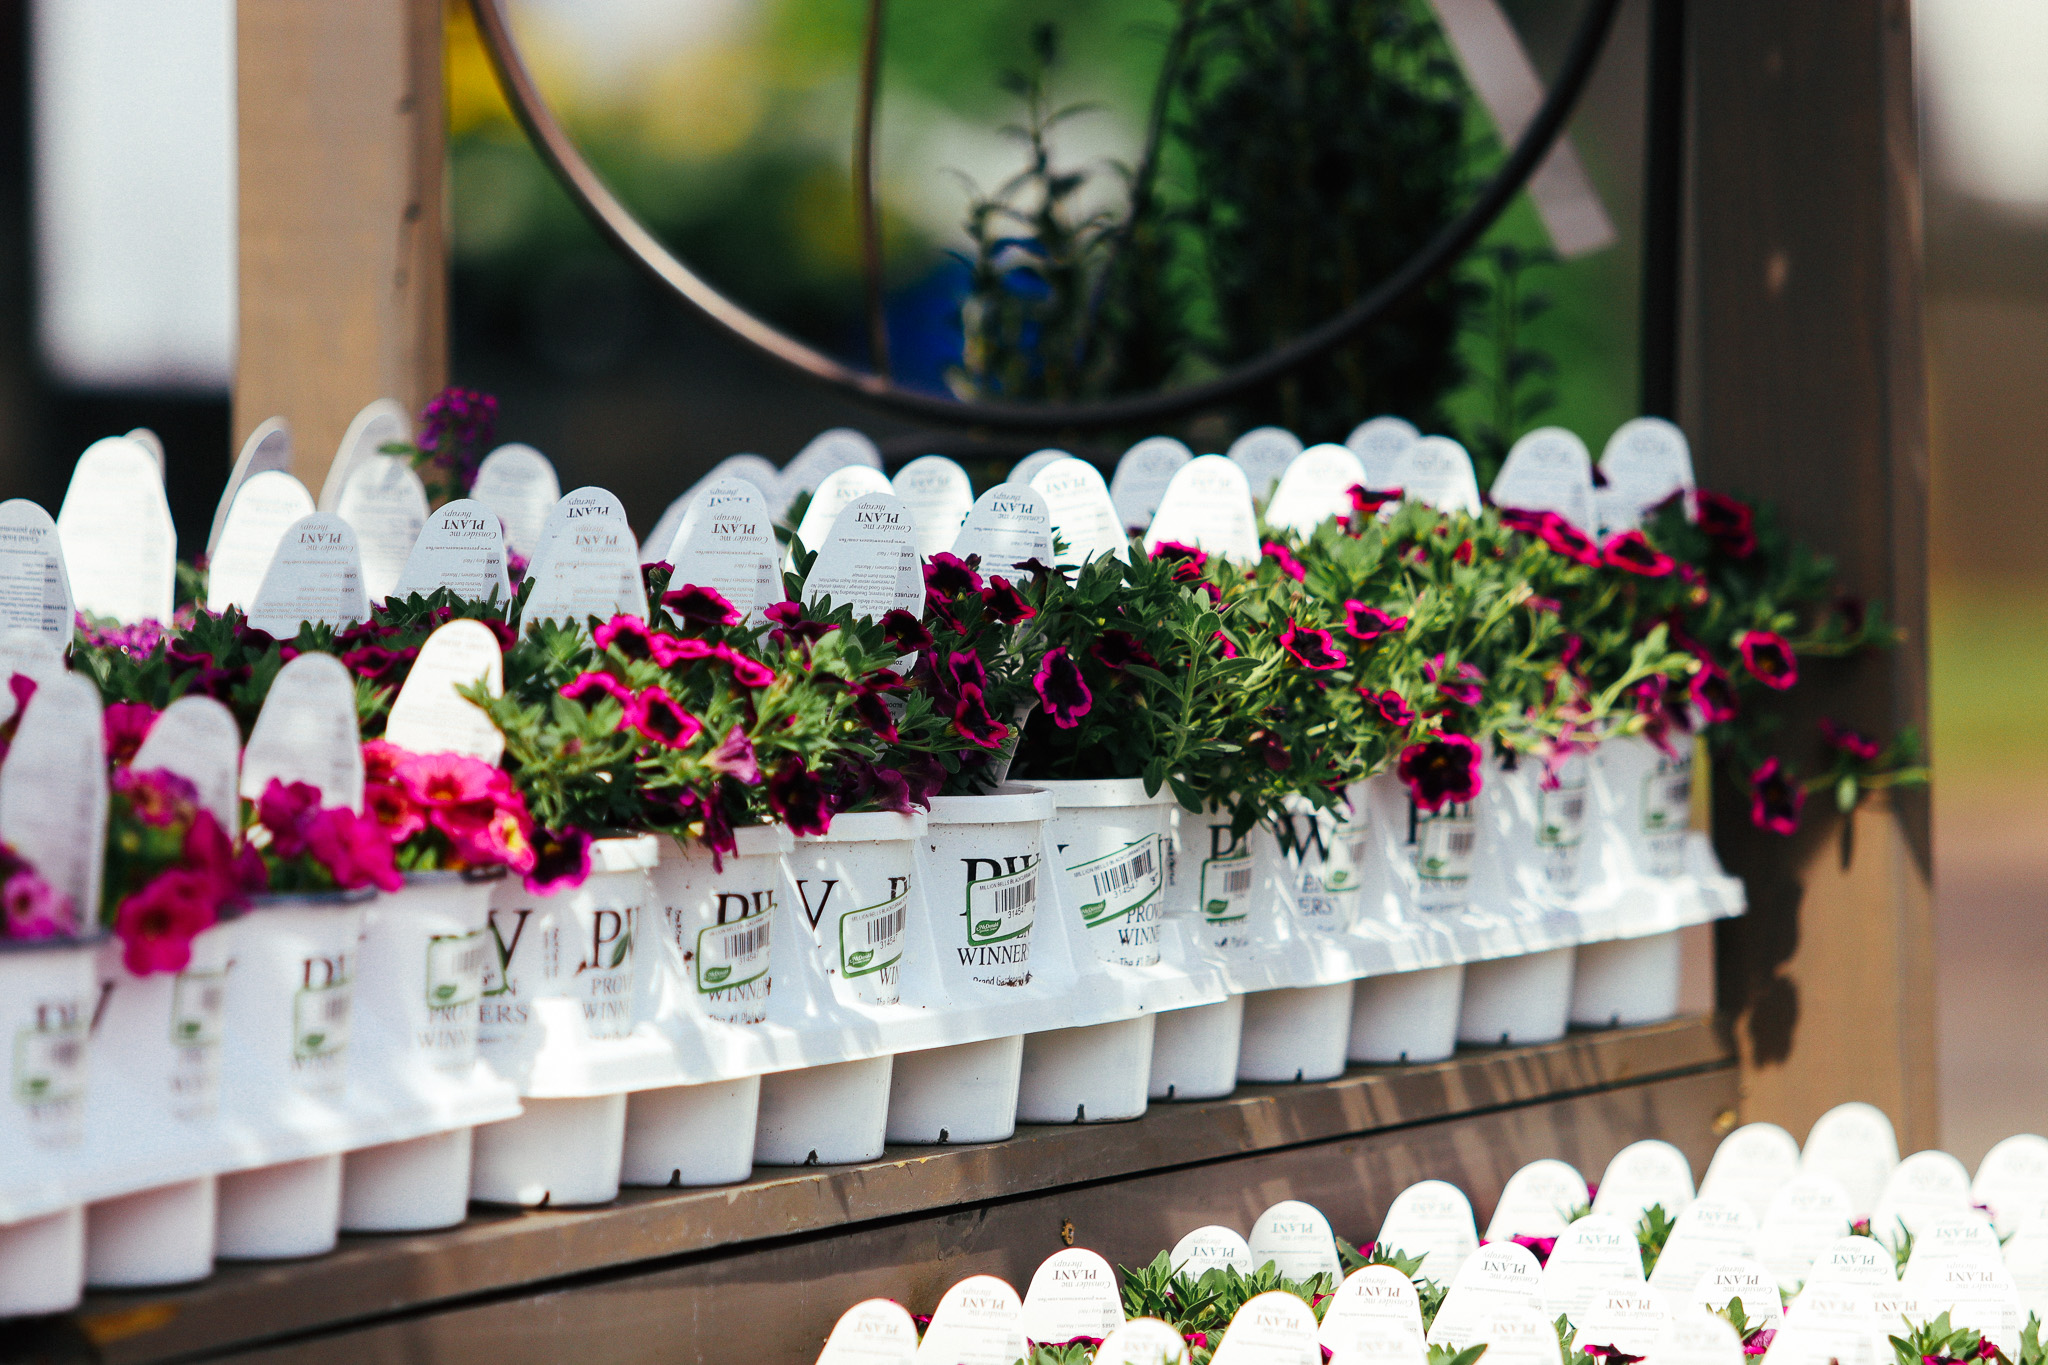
left=468, top=0, right=1622, bottom=432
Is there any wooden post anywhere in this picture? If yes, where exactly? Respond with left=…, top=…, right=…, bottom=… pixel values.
left=235, top=0, right=446, bottom=495
left=1686, top=2, right=1937, bottom=1150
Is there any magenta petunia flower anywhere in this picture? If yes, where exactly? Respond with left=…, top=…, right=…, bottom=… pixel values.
left=1819, top=718, right=1881, bottom=762
left=114, top=870, right=213, bottom=975
left=561, top=671, right=632, bottom=707
left=1424, top=654, right=1486, bottom=707
left=1280, top=623, right=1347, bottom=671
left=850, top=687, right=899, bottom=744
left=979, top=576, right=1036, bottom=624
left=880, top=609, right=932, bottom=653
left=1089, top=630, right=1156, bottom=672
left=397, top=751, right=497, bottom=808
left=706, top=725, right=762, bottom=784
left=660, top=583, right=742, bottom=628
left=1601, top=530, right=1676, bottom=577
left=1347, top=485, right=1402, bottom=517
left=103, top=701, right=160, bottom=766
left=1248, top=731, right=1289, bottom=772
left=768, top=759, right=833, bottom=836
left=593, top=615, right=656, bottom=659
left=524, top=826, right=593, bottom=896
left=1262, top=541, right=1307, bottom=582
left=923, top=552, right=984, bottom=597
left=1033, top=648, right=1093, bottom=728
left=1150, top=541, right=1208, bottom=583
left=1366, top=689, right=1417, bottom=728
left=648, top=634, right=715, bottom=667
left=1342, top=601, right=1409, bottom=643
left=1507, top=1234, right=1557, bottom=1266
left=1581, top=1346, right=1645, bottom=1364
left=1741, top=1329, right=1775, bottom=1357
left=945, top=650, right=989, bottom=696
left=1697, top=490, right=1757, bottom=558
left=1212, top=630, right=1239, bottom=660
left=628, top=687, right=703, bottom=749
left=1499, top=507, right=1549, bottom=536
left=1749, top=757, right=1804, bottom=835
left=1736, top=630, right=1798, bottom=690
left=256, top=779, right=325, bottom=859
left=4, top=868, right=72, bottom=943
left=714, top=644, right=776, bottom=689
left=1690, top=656, right=1738, bottom=723
left=953, top=684, right=1011, bottom=750
left=1397, top=733, right=1484, bottom=812
left=305, top=807, right=404, bottom=893
left=763, top=599, right=837, bottom=647
left=1537, top=514, right=1603, bottom=567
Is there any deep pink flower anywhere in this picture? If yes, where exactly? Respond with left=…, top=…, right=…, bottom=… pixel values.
left=1820, top=718, right=1882, bottom=763
left=1602, top=530, right=1676, bottom=577
left=1537, top=514, right=1603, bottom=567
left=1397, top=734, right=1484, bottom=812
left=1425, top=655, right=1486, bottom=707
left=7, top=672, right=35, bottom=718
left=1262, top=541, right=1307, bottom=581
left=660, top=584, right=742, bottom=628
left=1697, top=490, right=1757, bottom=558
left=1089, top=630, right=1156, bottom=672
left=763, top=599, right=837, bottom=647
left=524, top=826, right=593, bottom=895
left=706, top=725, right=762, bottom=784
left=363, top=778, right=426, bottom=844
left=594, top=615, right=658, bottom=659
left=1749, top=757, right=1804, bottom=835
left=397, top=751, right=497, bottom=808
left=340, top=644, right=417, bottom=684
left=1347, top=486, right=1402, bottom=517
left=1504, top=1234, right=1557, bottom=1265
left=4, top=868, right=71, bottom=941
left=1581, top=1346, right=1644, bottom=1364
left=924, top=552, right=983, bottom=597
left=1499, top=507, right=1549, bottom=536
left=1367, top=690, right=1417, bottom=727
left=1033, top=648, right=1092, bottom=728
left=114, top=767, right=201, bottom=828
left=1342, top=602, right=1409, bottom=643
left=1212, top=631, right=1239, bottom=659
left=945, top=651, right=989, bottom=696
left=561, top=671, right=632, bottom=707
left=1737, top=630, right=1798, bottom=690
left=627, top=687, right=703, bottom=749
left=953, top=685, right=1011, bottom=750
left=114, top=870, right=214, bottom=974
left=1742, top=1329, right=1775, bottom=1357
left=1280, top=623, right=1347, bottom=671
left=768, top=759, right=833, bottom=836
left=880, top=609, right=932, bottom=653
left=1691, top=656, right=1738, bottom=723
left=1248, top=731, right=1289, bottom=772
left=714, top=645, right=776, bottom=688
left=103, top=702, right=160, bottom=766
left=256, top=780, right=325, bottom=859
left=1150, top=541, right=1208, bottom=583
left=850, top=688, right=899, bottom=743
left=305, top=807, right=403, bottom=892
left=980, top=576, right=1036, bottom=624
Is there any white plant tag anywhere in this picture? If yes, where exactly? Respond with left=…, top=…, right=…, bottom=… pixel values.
left=1319, top=1266, right=1426, bottom=1363
left=1756, top=1174, right=1857, bottom=1292
left=1095, top=1318, right=1193, bottom=1365
left=1972, top=1135, right=2048, bottom=1236
left=2002, top=1223, right=2048, bottom=1326
left=1466, top=1306, right=1557, bottom=1365
left=805, top=494, right=922, bottom=621
left=1653, top=1308, right=1746, bottom=1365
left=1226, top=426, right=1304, bottom=500
left=1598, top=416, right=1695, bottom=523
left=131, top=695, right=242, bottom=831
left=207, top=469, right=316, bottom=615
left=1170, top=1225, right=1255, bottom=1276
left=124, top=426, right=165, bottom=474
left=391, top=498, right=512, bottom=606
left=0, top=673, right=106, bottom=933
left=1646, top=1198, right=1760, bottom=1295
left=334, top=454, right=429, bottom=602
left=1143, top=455, right=1260, bottom=564
left=665, top=479, right=775, bottom=621
left=1701, top=1122, right=1802, bottom=1223
left=1570, top=1288, right=1668, bottom=1358
left=1393, top=437, right=1482, bottom=515
left=1345, top=416, right=1421, bottom=487
left=522, top=488, right=647, bottom=628
left=891, top=455, right=976, bottom=557
left=1901, top=1254, right=2024, bottom=1358
left=1758, top=1317, right=1872, bottom=1365
left=1483, top=1158, right=1589, bottom=1242
left=207, top=416, right=292, bottom=559
left=780, top=428, right=883, bottom=508
left=240, top=652, right=365, bottom=811
left=0, top=501, right=73, bottom=649
left=1009, top=448, right=1070, bottom=488
left=1266, top=443, right=1368, bottom=536
left=952, top=483, right=1054, bottom=576
left=1111, top=436, right=1193, bottom=531
left=1427, top=1242, right=1543, bottom=1348
left=1803, top=1234, right=1899, bottom=1293
left=1376, top=1179, right=1480, bottom=1285
left=1870, top=1151, right=1973, bottom=1245
left=246, top=513, right=370, bottom=637
left=57, top=436, right=175, bottom=625
left=1802, top=1104, right=1901, bottom=1221
left=913, top=1275, right=1025, bottom=1365
left=1539, top=1213, right=1645, bottom=1321
left=1694, top=1256, right=1784, bottom=1330
left=793, top=464, right=894, bottom=554
left=472, top=443, right=562, bottom=558
left=318, top=397, right=411, bottom=512
left=1021, top=1247, right=1125, bottom=1344
left=1491, top=427, right=1597, bottom=532
left=0, top=630, right=62, bottom=724
left=649, top=454, right=781, bottom=562
left=1031, top=458, right=1128, bottom=566
left=1904, top=1216, right=2002, bottom=1281
left=816, top=1298, right=919, bottom=1365
left=1593, top=1139, right=1696, bottom=1224
left=385, top=619, right=506, bottom=764
left=1248, top=1200, right=1342, bottom=1283
left=1211, top=1290, right=1320, bottom=1365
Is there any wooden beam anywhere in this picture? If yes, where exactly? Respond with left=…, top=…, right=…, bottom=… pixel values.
left=1687, top=2, right=1936, bottom=1150
left=234, top=0, right=445, bottom=496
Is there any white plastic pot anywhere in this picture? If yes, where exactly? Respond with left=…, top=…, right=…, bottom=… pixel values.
left=622, top=1077, right=761, bottom=1187
left=0, top=936, right=90, bottom=1312
left=87, top=1178, right=216, bottom=1289
left=1238, top=982, right=1357, bottom=1083
left=1481, top=751, right=1593, bottom=901
left=1593, top=736, right=1694, bottom=878
left=1364, top=772, right=1478, bottom=916
left=1148, top=996, right=1246, bottom=1101
left=472, top=1095, right=627, bottom=1207
left=1038, top=778, right=1173, bottom=968
left=1348, top=965, right=1465, bottom=1064
left=755, top=1056, right=894, bottom=1165
left=1570, top=932, right=1682, bottom=1028
left=790, top=812, right=921, bottom=1008
left=887, top=1036, right=1024, bottom=1144
left=1457, top=947, right=1576, bottom=1046
left=342, top=1130, right=473, bottom=1231
left=1281, top=784, right=1372, bottom=936
left=0, top=1208, right=84, bottom=1317
left=1017, top=1014, right=1157, bottom=1124
left=216, top=1155, right=343, bottom=1260
left=650, top=825, right=787, bottom=1026
left=923, top=787, right=1049, bottom=989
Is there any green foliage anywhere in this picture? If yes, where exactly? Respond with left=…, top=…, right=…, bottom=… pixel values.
left=1888, top=1311, right=2011, bottom=1365
left=1335, top=1239, right=1449, bottom=1330
left=1635, top=1204, right=1676, bottom=1279
left=1428, top=1345, right=1490, bottom=1365
left=1464, top=243, right=1560, bottom=482
left=1113, top=1249, right=1332, bottom=1347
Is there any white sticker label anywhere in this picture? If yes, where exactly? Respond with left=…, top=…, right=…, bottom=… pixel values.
left=1069, top=836, right=1162, bottom=965
left=1409, top=802, right=1475, bottom=888
left=961, top=856, right=1036, bottom=985
left=838, top=888, right=907, bottom=1005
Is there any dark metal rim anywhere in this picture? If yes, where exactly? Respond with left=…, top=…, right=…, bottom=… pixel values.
left=467, top=0, right=1623, bottom=433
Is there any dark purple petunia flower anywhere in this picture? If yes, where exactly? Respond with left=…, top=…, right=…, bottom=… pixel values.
left=952, top=684, right=1011, bottom=750
left=705, top=725, right=762, bottom=784
left=924, top=551, right=984, bottom=597
left=1397, top=733, right=1484, bottom=812
left=525, top=826, right=593, bottom=896
left=1150, top=541, right=1208, bottom=583
left=1748, top=757, right=1804, bottom=835
left=768, top=759, right=833, bottom=836
left=1696, top=490, right=1757, bottom=558
left=1424, top=654, right=1486, bottom=707
left=1736, top=630, right=1798, bottom=690
left=1601, top=530, right=1676, bottom=578
left=1366, top=689, right=1417, bottom=728
left=1262, top=541, right=1307, bottom=582
left=1342, top=601, right=1409, bottom=643
left=1819, top=717, right=1881, bottom=763
left=661, top=583, right=742, bottom=628
left=1033, top=648, right=1093, bottom=728
left=1536, top=514, right=1603, bottom=567
left=1280, top=623, right=1347, bottom=671
left=980, top=576, right=1035, bottom=624
left=880, top=608, right=933, bottom=653
left=1089, top=630, right=1156, bottom=671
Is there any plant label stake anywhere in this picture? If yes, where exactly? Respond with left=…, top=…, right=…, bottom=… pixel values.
left=1094, top=1318, right=1193, bottom=1365
left=56, top=436, right=175, bottom=626
left=1345, top=416, right=1420, bottom=488
left=1225, top=426, right=1303, bottom=501
left=1692, top=1256, right=1784, bottom=1331
left=649, top=452, right=781, bottom=560
left=1802, top=1233, right=1900, bottom=1293
left=1869, top=1150, right=1973, bottom=1246
left=472, top=443, right=561, bottom=560
left=912, top=1274, right=1024, bottom=1365
left=779, top=427, right=882, bottom=509
left=1248, top=1199, right=1341, bottom=1283
left=1318, top=1266, right=1425, bottom=1364
left=1143, top=455, right=1260, bottom=564
left=333, top=454, right=430, bottom=603
left=240, top=652, right=365, bottom=812
left=1021, top=1246, right=1125, bottom=1344
left=0, top=673, right=107, bottom=933
left=1426, top=1242, right=1543, bottom=1349
left=666, top=478, right=776, bottom=621
left=392, top=498, right=513, bottom=607
left=1169, top=1224, right=1255, bottom=1276
left=1592, top=1138, right=1696, bottom=1225
left=1539, top=1212, right=1643, bottom=1322
left=1109, top=436, right=1192, bottom=532
left=1756, top=1174, right=1857, bottom=1292
left=1491, top=427, right=1597, bottom=533
left=1266, top=443, right=1368, bottom=537
left=793, top=464, right=894, bottom=557
left=805, top=494, right=922, bottom=622
left=132, top=695, right=244, bottom=831
left=1375, top=1179, right=1479, bottom=1286
left=1973, top=1136, right=2048, bottom=1237
left=206, top=416, right=291, bottom=560
left=1568, top=1290, right=1665, bottom=1358
left=816, top=1298, right=919, bottom=1364
left=1483, top=1158, right=1589, bottom=1242
left=246, top=513, right=371, bottom=637
left=1645, top=1197, right=1760, bottom=1296
left=1008, top=448, right=1069, bottom=488
left=1650, top=1309, right=1746, bottom=1365
left=0, top=501, right=73, bottom=650
left=952, top=483, right=1054, bottom=576
left=1800, top=1101, right=1900, bottom=1223
left=1465, top=1305, right=1561, bottom=1365
left=317, top=398, right=411, bottom=512
left=1698, top=1121, right=1801, bottom=1223
left=0, top=630, right=63, bottom=724
left=1598, top=416, right=1696, bottom=530
left=1031, top=457, right=1129, bottom=566
left=206, top=469, right=315, bottom=615
left=1211, top=1289, right=1320, bottom=1365
left=1393, top=437, right=1482, bottom=516
left=890, top=455, right=975, bottom=558
left=386, top=619, right=507, bottom=764
left=522, top=486, right=648, bottom=627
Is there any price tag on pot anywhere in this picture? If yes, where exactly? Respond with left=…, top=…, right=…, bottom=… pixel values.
left=1756, top=1174, right=1857, bottom=1292
left=1111, top=436, right=1192, bottom=532
left=1801, top=1102, right=1900, bottom=1222
left=522, top=488, right=648, bottom=628
left=1143, top=455, right=1260, bottom=564
left=952, top=483, right=1055, bottom=576
left=805, top=494, right=921, bottom=621
left=817, top=1298, right=919, bottom=1364
left=1266, top=443, right=1367, bottom=536
left=666, top=478, right=776, bottom=621
left=334, top=454, right=429, bottom=602
left=1484, top=1159, right=1590, bottom=1242
left=240, top=652, right=365, bottom=811
left=1593, top=1139, right=1696, bottom=1224
left=1647, top=1197, right=1759, bottom=1295
left=793, top=464, right=894, bottom=556
left=246, top=513, right=371, bottom=636
left=386, top=619, right=507, bottom=764
left=1212, top=1290, right=1320, bottom=1365
left=1009, top=448, right=1069, bottom=488
left=1491, top=427, right=1597, bottom=532
left=1653, top=1308, right=1745, bottom=1365
left=1427, top=1241, right=1543, bottom=1348
left=891, top=455, right=975, bottom=558
left=206, top=416, right=292, bottom=559
left=914, top=1275, right=1025, bottom=1365
left=1095, top=1318, right=1193, bottom=1365
left=1031, top=457, right=1128, bottom=566
left=57, top=436, right=175, bottom=625
left=961, top=849, right=1038, bottom=986
left=1193, top=813, right=1255, bottom=945
left=317, top=397, right=411, bottom=512
left=1803, top=1234, right=1899, bottom=1293
left=1694, top=1256, right=1784, bottom=1330
left=1171, top=1225, right=1255, bottom=1275
left=1393, top=437, right=1481, bottom=516
left=1249, top=1201, right=1341, bottom=1282
left=132, top=694, right=243, bottom=830
left=1701, top=1122, right=1802, bottom=1223
left=1540, top=1213, right=1645, bottom=1321
left=472, top=443, right=562, bottom=559
left=1346, top=416, right=1420, bottom=488
left=1226, top=426, right=1303, bottom=500
left=0, top=672, right=106, bottom=930
left=1022, top=1247, right=1125, bottom=1343
left=207, top=469, right=315, bottom=615
left=1599, top=417, right=1695, bottom=524
left=836, top=880, right=908, bottom=1005
left=1319, top=1266, right=1426, bottom=1363
left=1376, top=1179, right=1480, bottom=1285
left=1570, top=1289, right=1668, bottom=1359
left=780, top=427, right=882, bottom=508
left=1870, top=1151, right=1973, bottom=1244
left=392, top=498, right=513, bottom=607
left=1971, top=1135, right=2048, bottom=1236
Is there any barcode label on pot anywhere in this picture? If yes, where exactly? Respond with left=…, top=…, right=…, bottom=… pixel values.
left=170, top=969, right=226, bottom=1049
left=1413, top=810, right=1476, bottom=886
left=697, top=915, right=770, bottom=995
left=1537, top=784, right=1588, bottom=850
left=967, top=863, right=1037, bottom=946
left=292, top=980, right=353, bottom=1080
left=1200, top=853, right=1254, bottom=924
left=839, top=893, right=907, bottom=979
left=1073, top=839, right=1162, bottom=928
left=424, top=929, right=488, bottom=1012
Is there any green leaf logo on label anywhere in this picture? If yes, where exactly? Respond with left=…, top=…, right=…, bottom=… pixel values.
left=302, top=1032, right=325, bottom=1051
left=1204, top=899, right=1230, bottom=917
left=848, top=949, right=873, bottom=970
left=974, top=919, right=1001, bottom=937
left=178, top=1019, right=201, bottom=1038
left=433, top=983, right=457, bottom=1002
left=1328, top=870, right=1351, bottom=887
left=703, top=965, right=730, bottom=985
left=608, top=932, right=633, bottom=970
left=1422, top=857, right=1445, bottom=874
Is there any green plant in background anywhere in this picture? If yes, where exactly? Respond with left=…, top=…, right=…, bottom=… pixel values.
left=1465, top=242, right=1561, bottom=481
